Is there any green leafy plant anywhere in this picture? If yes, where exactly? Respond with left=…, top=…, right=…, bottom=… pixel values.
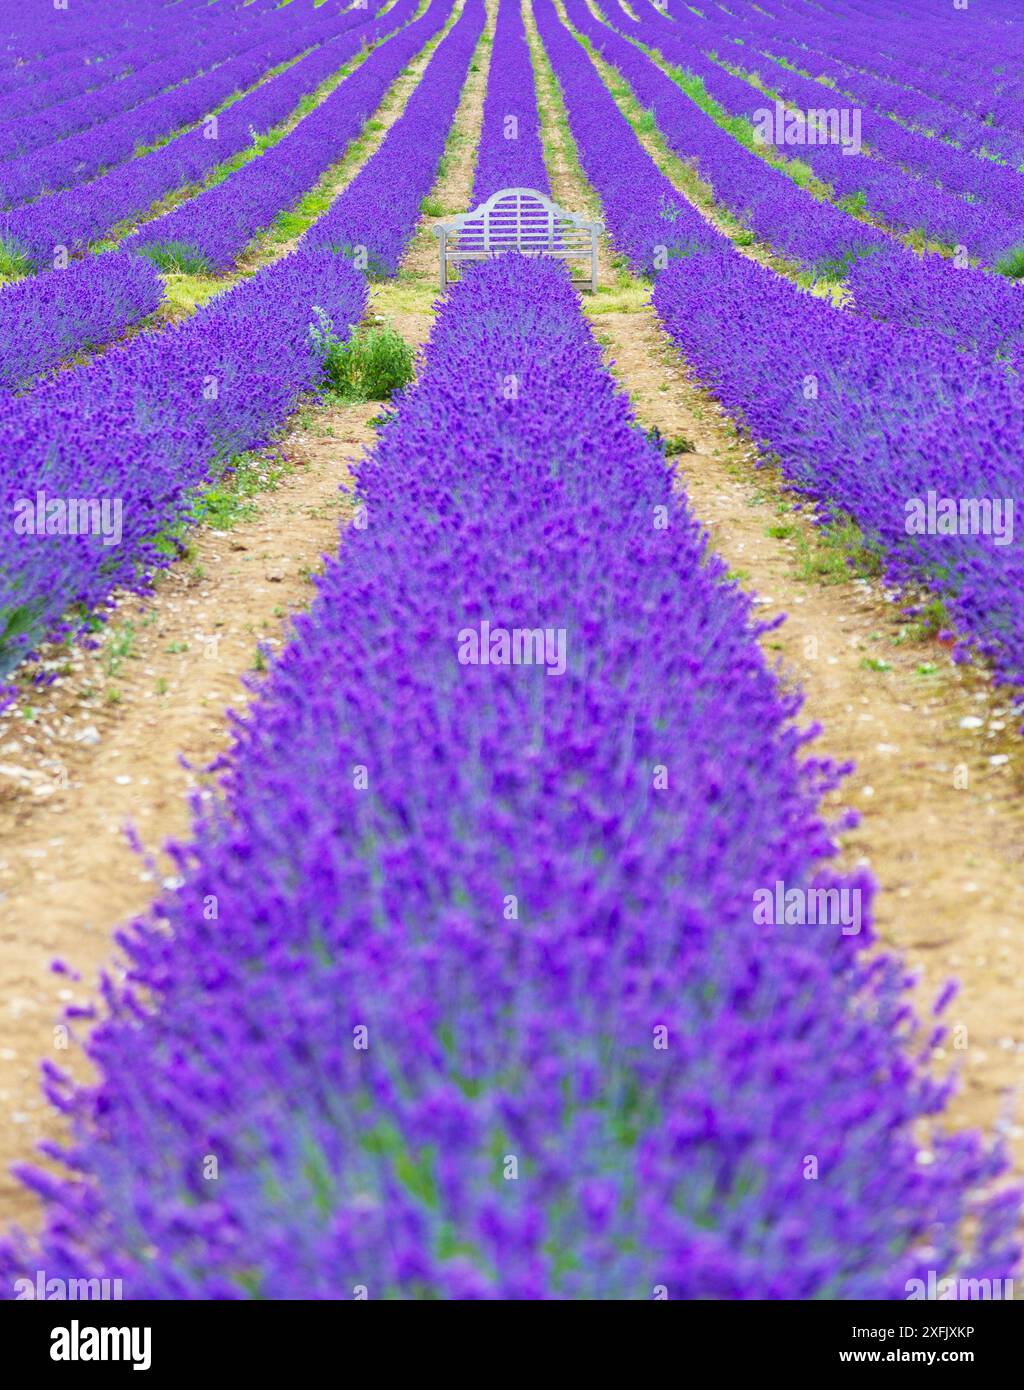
left=0, top=238, right=35, bottom=278
left=309, top=309, right=415, bottom=402
left=645, top=426, right=695, bottom=456
left=995, top=244, right=1024, bottom=280
left=138, top=241, right=214, bottom=275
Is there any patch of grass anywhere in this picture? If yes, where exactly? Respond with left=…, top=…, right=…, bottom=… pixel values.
left=104, top=622, right=136, bottom=678
left=860, top=657, right=892, bottom=673
left=195, top=450, right=292, bottom=530
left=420, top=194, right=446, bottom=217
left=916, top=594, right=955, bottom=638
left=646, top=426, right=696, bottom=456
left=374, top=272, right=439, bottom=316
left=0, top=602, right=42, bottom=679
left=310, top=310, right=415, bottom=401
left=995, top=244, right=1024, bottom=279
left=793, top=512, right=883, bottom=584
left=0, top=239, right=35, bottom=278
left=138, top=241, right=213, bottom=275
left=160, top=271, right=229, bottom=319
left=146, top=447, right=292, bottom=567
left=586, top=281, right=650, bottom=314
left=838, top=189, right=869, bottom=216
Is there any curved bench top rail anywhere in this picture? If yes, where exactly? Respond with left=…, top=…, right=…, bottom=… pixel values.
left=433, top=187, right=603, bottom=291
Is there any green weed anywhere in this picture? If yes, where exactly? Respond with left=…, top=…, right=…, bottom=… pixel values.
left=310, top=309, right=415, bottom=401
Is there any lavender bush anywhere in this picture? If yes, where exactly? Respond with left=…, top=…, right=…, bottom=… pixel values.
left=608, top=2, right=1022, bottom=268
left=654, top=0, right=1024, bottom=236
left=845, top=243, right=1024, bottom=362
left=0, top=1, right=265, bottom=161
left=0, top=0, right=329, bottom=208
left=0, top=252, right=163, bottom=392
left=535, top=0, right=1024, bottom=697
left=565, top=0, right=881, bottom=274
left=653, top=245, right=1024, bottom=695
left=534, top=0, right=712, bottom=275
left=471, top=0, right=549, bottom=202
left=0, top=0, right=214, bottom=113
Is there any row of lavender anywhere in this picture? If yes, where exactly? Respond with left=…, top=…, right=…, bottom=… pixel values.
left=132, top=0, right=454, bottom=275
left=471, top=0, right=548, bottom=201
left=659, top=0, right=1024, bottom=232
left=614, top=2, right=1022, bottom=269
left=711, top=0, right=1024, bottom=157
left=6, top=246, right=1017, bottom=1298
left=0, top=0, right=284, bottom=164
left=0, top=254, right=163, bottom=394
left=587, top=1, right=1024, bottom=357
left=0, top=0, right=485, bottom=677
left=307, top=0, right=486, bottom=275
left=0, top=0, right=393, bottom=268
left=565, top=0, right=879, bottom=274
left=535, top=0, right=1024, bottom=701
left=0, top=2, right=413, bottom=394
left=2, top=0, right=1018, bottom=1300
left=1, top=0, right=197, bottom=125
left=0, top=247, right=365, bottom=680
left=0, top=0, right=248, bottom=111
left=0, top=0, right=331, bottom=209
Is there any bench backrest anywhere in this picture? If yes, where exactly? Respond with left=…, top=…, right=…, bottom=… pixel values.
left=432, top=187, right=603, bottom=290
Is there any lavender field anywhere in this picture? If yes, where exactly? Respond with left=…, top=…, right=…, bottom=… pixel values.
left=1, top=0, right=1023, bottom=1321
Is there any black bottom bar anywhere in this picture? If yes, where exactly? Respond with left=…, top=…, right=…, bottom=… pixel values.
left=2, top=1294, right=1013, bottom=1377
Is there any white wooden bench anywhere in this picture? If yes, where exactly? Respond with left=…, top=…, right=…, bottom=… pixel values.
left=432, top=187, right=603, bottom=292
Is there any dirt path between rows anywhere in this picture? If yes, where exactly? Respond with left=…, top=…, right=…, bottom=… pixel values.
left=0, top=2, right=493, bottom=1233
left=527, top=3, right=1024, bottom=1171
